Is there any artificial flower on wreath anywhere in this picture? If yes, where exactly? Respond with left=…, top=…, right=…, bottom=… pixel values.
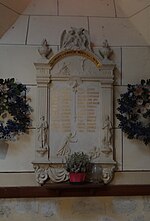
left=116, top=79, right=150, bottom=145
left=0, top=78, right=32, bottom=141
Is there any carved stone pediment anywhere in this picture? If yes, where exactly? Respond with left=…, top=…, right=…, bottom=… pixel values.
left=33, top=27, right=117, bottom=185
left=60, top=27, right=92, bottom=51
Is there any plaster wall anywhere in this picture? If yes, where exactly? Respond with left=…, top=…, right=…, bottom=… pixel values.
left=0, top=196, right=150, bottom=221
left=0, top=0, right=150, bottom=220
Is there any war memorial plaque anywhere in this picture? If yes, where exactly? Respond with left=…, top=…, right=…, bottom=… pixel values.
left=33, top=28, right=116, bottom=184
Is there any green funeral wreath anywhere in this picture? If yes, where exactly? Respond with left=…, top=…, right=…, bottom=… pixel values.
left=116, top=79, right=150, bottom=145
left=0, top=78, right=32, bottom=141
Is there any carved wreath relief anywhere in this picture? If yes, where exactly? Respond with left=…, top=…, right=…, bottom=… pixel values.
left=33, top=27, right=116, bottom=185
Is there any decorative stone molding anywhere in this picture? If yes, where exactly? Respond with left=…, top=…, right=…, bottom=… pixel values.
left=33, top=27, right=117, bottom=185
left=33, top=163, right=69, bottom=184
left=48, top=49, right=102, bottom=70
left=99, top=40, right=113, bottom=63
left=33, top=164, right=49, bottom=184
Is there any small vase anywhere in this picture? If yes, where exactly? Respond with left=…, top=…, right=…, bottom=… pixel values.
left=69, top=172, right=86, bottom=184
left=91, top=164, right=102, bottom=183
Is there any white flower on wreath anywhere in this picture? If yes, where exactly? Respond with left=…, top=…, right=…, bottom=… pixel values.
left=145, top=103, right=150, bottom=110
left=136, top=98, right=143, bottom=106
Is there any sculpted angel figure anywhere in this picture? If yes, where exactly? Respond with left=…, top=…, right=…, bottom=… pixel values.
left=60, top=28, right=76, bottom=49
left=60, top=27, right=91, bottom=50
left=57, top=132, right=78, bottom=157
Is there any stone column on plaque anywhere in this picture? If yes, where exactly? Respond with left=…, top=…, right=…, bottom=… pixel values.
left=35, top=66, right=50, bottom=160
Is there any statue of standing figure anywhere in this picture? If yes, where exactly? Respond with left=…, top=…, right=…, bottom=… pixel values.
left=38, top=116, right=48, bottom=149
left=102, top=115, right=112, bottom=148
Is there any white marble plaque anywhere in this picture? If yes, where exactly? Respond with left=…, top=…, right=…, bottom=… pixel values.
left=49, top=81, right=102, bottom=162
left=75, top=82, right=102, bottom=153
left=49, top=82, right=73, bottom=162
left=33, top=28, right=116, bottom=184
left=77, top=85, right=100, bottom=132
left=50, top=86, right=72, bottom=132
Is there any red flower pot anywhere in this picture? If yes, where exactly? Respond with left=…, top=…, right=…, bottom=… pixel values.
left=69, top=172, right=86, bottom=184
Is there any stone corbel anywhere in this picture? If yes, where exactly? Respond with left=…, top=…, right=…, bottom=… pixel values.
left=33, top=164, right=49, bottom=184
left=101, top=164, right=116, bottom=184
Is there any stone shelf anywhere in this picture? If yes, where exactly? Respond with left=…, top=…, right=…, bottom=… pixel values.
left=0, top=184, right=150, bottom=198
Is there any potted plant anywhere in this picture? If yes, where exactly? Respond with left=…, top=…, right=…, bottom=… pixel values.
left=66, top=151, right=91, bottom=184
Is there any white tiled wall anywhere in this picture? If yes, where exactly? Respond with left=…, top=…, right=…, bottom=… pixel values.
left=115, top=0, right=150, bottom=17
left=0, top=1, right=150, bottom=220
left=123, top=136, right=150, bottom=170
left=0, top=129, right=35, bottom=172
left=0, top=45, right=38, bottom=83
left=27, top=16, right=88, bottom=45
left=24, top=0, right=57, bottom=15
left=58, top=0, right=115, bottom=17
left=122, top=47, right=150, bottom=84
left=0, top=16, right=29, bottom=44
left=0, top=0, right=150, bottom=183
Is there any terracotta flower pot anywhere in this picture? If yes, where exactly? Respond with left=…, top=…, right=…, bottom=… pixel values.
left=69, top=172, right=86, bottom=184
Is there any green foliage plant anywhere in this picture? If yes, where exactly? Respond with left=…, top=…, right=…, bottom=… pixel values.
left=66, top=151, right=91, bottom=173
left=116, top=79, right=150, bottom=145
